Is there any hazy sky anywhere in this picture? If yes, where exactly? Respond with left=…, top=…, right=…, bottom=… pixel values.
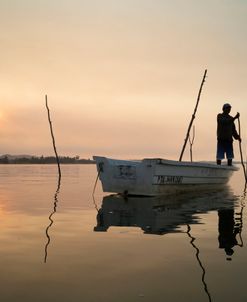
left=0, top=0, right=246, bottom=160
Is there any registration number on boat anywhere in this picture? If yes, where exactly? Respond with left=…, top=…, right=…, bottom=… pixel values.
left=154, top=175, right=183, bottom=184
left=114, top=165, right=136, bottom=180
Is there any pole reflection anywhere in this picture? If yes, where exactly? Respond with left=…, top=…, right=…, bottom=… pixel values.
left=186, top=224, right=212, bottom=302
left=44, top=175, right=61, bottom=263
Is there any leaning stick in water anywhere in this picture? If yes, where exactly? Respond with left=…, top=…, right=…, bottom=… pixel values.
left=237, top=117, right=247, bottom=183
left=45, top=95, right=61, bottom=178
left=179, top=69, right=207, bottom=161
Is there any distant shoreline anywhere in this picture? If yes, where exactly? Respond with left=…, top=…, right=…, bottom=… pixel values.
left=0, top=155, right=95, bottom=165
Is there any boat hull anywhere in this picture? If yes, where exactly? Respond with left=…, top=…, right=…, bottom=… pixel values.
left=93, top=156, right=238, bottom=196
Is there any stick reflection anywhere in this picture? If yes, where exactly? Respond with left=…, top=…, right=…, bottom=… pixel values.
left=44, top=175, right=61, bottom=263
left=186, top=224, right=212, bottom=302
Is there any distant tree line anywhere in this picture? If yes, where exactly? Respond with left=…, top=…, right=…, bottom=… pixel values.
left=0, top=155, right=95, bottom=164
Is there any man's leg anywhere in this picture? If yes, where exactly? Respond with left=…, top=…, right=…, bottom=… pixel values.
left=216, top=140, right=224, bottom=165
left=226, top=141, right=234, bottom=166
left=217, top=159, right=222, bottom=165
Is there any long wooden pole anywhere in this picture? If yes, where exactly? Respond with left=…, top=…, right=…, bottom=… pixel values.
left=189, top=125, right=195, bottom=162
left=179, top=69, right=207, bottom=161
left=237, top=117, right=247, bottom=183
left=45, top=95, right=61, bottom=178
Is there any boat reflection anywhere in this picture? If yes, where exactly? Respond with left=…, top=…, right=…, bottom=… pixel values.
left=94, top=188, right=239, bottom=234
left=94, top=188, right=244, bottom=302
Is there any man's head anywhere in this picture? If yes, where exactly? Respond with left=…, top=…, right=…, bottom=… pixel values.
left=222, top=103, right=231, bottom=114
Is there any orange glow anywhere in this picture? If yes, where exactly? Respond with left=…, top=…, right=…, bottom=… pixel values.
left=0, top=110, right=5, bottom=119
left=0, top=1, right=246, bottom=160
left=0, top=206, right=4, bottom=217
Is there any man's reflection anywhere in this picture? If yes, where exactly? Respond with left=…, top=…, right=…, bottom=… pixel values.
left=218, top=208, right=242, bottom=260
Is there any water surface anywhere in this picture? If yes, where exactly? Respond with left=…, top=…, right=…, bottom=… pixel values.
left=0, top=164, right=246, bottom=302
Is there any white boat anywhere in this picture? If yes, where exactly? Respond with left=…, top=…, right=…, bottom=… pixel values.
left=93, top=156, right=238, bottom=196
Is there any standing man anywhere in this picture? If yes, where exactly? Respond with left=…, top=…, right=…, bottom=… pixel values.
left=217, top=103, right=241, bottom=166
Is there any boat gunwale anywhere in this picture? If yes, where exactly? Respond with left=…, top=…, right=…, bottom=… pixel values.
left=147, top=158, right=239, bottom=171
left=93, top=156, right=239, bottom=171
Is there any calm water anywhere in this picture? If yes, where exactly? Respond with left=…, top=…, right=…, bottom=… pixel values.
left=0, top=164, right=247, bottom=302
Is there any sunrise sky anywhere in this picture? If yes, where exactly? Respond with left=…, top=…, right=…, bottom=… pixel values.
left=0, top=0, right=246, bottom=160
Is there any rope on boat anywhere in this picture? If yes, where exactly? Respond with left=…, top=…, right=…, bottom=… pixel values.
left=92, top=170, right=100, bottom=197
left=237, top=117, right=247, bottom=184
left=92, top=163, right=104, bottom=211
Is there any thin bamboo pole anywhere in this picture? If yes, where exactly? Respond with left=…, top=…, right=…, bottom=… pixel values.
left=189, top=125, right=195, bottom=162
left=45, top=95, right=61, bottom=178
left=237, top=117, right=247, bottom=183
left=179, top=69, right=207, bottom=161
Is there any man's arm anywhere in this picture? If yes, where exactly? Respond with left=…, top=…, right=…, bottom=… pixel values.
left=233, top=112, right=240, bottom=120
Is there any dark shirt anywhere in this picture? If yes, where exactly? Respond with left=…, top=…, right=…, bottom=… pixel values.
left=217, top=113, right=239, bottom=141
